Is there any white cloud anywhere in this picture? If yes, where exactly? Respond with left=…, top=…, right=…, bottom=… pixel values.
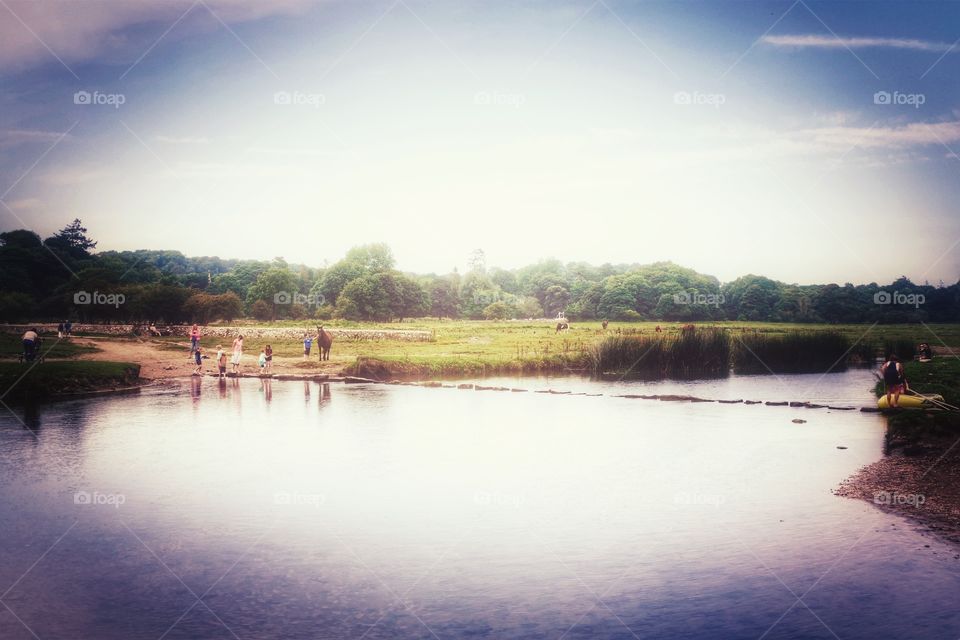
left=0, top=0, right=316, bottom=69
left=761, top=34, right=956, bottom=53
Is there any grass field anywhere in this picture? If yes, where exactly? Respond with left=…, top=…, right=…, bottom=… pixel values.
left=157, top=320, right=960, bottom=377
left=0, top=333, right=100, bottom=359
left=0, top=361, right=141, bottom=403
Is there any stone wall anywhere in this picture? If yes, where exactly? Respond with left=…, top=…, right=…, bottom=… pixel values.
left=0, top=324, right=433, bottom=342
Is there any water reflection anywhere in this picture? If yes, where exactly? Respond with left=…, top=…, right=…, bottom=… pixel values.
left=0, top=374, right=957, bottom=640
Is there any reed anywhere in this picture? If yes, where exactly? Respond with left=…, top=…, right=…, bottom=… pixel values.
left=591, top=327, right=730, bottom=379
left=732, top=331, right=851, bottom=374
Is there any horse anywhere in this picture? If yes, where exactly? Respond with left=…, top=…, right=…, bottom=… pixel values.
left=601, top=320, right=609, bottom=330
left=315, top=325, right=334, bottom=361
left=555, top=322, right=569, bottom=333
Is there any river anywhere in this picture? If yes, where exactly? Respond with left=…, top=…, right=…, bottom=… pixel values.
left=1, top=370, right=957, bottom=639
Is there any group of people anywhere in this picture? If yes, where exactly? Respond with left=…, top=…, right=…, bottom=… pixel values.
left=188, top=325, right=282, bottom=377
left=56, top=320, right=73, bottom=338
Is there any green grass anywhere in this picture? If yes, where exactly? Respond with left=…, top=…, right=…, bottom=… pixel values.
left=590, top=328, right=730, bottom=379
left=732, top=331, right=851, bottom=374
left=0, top=361, right=141, bottom=403
left=90, top=320, right=960, bottom=378
left=0, top=333, right=100, bottom=359
left=873, top=357, right=960, bottom=452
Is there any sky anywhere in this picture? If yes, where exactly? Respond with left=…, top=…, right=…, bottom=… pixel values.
left=1, top=0, right=959, bottom=285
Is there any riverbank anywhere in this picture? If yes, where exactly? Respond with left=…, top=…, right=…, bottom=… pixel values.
left=0, top=361, right=142, bottom=403
left=836, top=358, right=960, bottom=547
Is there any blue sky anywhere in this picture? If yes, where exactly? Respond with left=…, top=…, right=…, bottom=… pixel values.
left=1, top=0, right=959, bottom=285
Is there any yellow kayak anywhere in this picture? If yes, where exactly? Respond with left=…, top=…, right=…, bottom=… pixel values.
left=877, top=393, right=944, bottom=410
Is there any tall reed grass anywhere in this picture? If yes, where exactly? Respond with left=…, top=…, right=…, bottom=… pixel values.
left=591, top=328, right=730, bottom=379
left=731, top=331, right=851, bottom=374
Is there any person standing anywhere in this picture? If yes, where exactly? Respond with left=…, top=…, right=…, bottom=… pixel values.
left=264, top=344, right=273, bottom=373
left=193, top=346, right=203, bottom=375
left=881, top=354, right=907, bottom=409
left=64, top=320, right=72, bottom=336
left=190, top=324, right=201, bottom=359
left=216, top=345, right=227, bottom=378
left=258, top=348, right=267, bottom=374
left=231, top=334, right=244, bottom=374
left=303, top=333, right=312, bottom=361
left=57, top=321, right=64, bottom=338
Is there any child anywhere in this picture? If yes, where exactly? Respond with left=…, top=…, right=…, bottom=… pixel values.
left=303, top=333, right=312, bottom=361
left=193, top=346, right=203, bottom=375
left=216, top=345, right=227, bottom=377
left=258, top=348, right=267, bottom=374
left=231, top=335, right=243, bottom=373
left=265, top=344, right=273, bottom=373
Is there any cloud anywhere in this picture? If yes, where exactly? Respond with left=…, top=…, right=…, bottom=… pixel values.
left=0, top=128, right=74, bottom=149
left=761, top=34, right=956, bottom=53
left=0, top=0, right=315, bottom=70
left=155, top=135, right=210, bottom=145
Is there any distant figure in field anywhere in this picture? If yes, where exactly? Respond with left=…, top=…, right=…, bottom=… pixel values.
left=315, top=325, right=333, bottom=361
left=555, top=322, right=569, bottom=333
left=303, top=333, right=313, bottom=361
left=601, top=320, right=609, bottom=330
left=231, top=335, right=244, bottom=373
left=881, top=354, right=907, bottom=409
left=918, top=343, right=932, bottom=361
left=190, top=324, right=201, bottom=358
left=21, top=328, right=40, bottom=362
left=681, top=324, right=695, bottom=333
left=655, top=325, right=662, bottom=333
left=264, top=345, right=273, bottom=373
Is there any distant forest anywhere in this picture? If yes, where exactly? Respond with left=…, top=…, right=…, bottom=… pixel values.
left=1, top=219, right=957, bottom=324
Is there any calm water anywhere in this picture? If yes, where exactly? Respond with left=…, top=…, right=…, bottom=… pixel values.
left=1, top=371, right=958, bottom=640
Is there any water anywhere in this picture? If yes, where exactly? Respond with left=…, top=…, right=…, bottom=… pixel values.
left=1, top=371, right=958, bottom=640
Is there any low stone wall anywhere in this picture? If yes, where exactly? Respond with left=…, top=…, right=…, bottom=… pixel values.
left=0, top=324, right=433, bottom=342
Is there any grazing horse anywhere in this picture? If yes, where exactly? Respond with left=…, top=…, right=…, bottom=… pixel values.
left=315, top=325, right=334, bottom=361
left=681, top=323, right=696, bottom=333
left=555, top=322, right=569, bottom=333
left=601, top=320, right=609, bottom=330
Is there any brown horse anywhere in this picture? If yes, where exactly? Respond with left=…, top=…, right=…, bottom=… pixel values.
left=555, top=322, right=569, bottom=333
left=601, top=320, right=609, bottom=330
left=315, top=325, right=333, bottom=361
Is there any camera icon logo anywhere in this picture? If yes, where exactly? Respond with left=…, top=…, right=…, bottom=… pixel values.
left=74, top=491, right=92, bottom=504
left=274, top=291, right=292, bottom=304
left=74, top=290, right=92, bottom=304
left=673, top=291, right=691, bottom=304
left=273, top=91, right=292, bottom=105
left=873, top=91, right=891, bottom=105
left=873, top=290, right=892, bottom=304
left=73, top=90, right=92, bottom=105
left=673, top=91, right=692, bottom=105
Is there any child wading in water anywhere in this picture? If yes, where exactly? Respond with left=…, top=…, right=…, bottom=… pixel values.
left=258, top=349, right=267, bottom=374
left=231, top=335, right=243, bottom=374
left=265, top=345, right=273, bottom=373
left=193, top=346, right=203, bottom=375
left=216, top=345, right=227, bottom=377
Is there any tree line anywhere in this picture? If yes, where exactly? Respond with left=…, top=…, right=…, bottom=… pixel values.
left=0, top=220, right=957, bottom=324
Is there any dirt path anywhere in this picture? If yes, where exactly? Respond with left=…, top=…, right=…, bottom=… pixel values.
left=75, top=336, right=343, bottom=380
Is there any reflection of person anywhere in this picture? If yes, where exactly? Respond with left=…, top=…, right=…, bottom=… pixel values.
left=231, top=335, right=243, bottom=373
left=881, top=354, right=907, bottom=408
